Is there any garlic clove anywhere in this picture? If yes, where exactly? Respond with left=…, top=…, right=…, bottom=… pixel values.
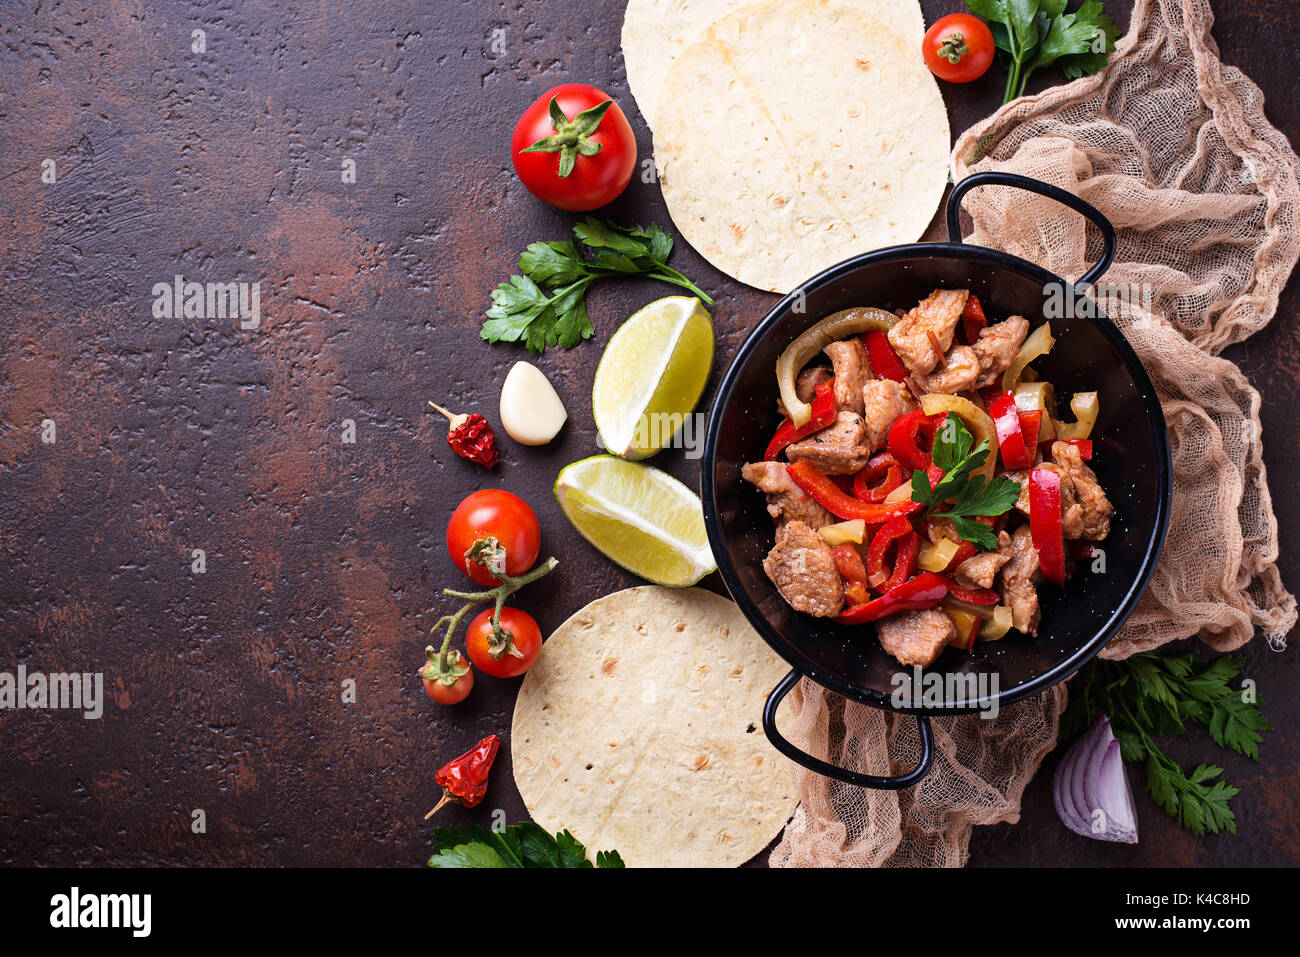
left=499, top=361, right=567, bottom=446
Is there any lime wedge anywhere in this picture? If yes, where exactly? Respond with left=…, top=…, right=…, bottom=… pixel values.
left=592, top=296, right=714, bottom=460
left=554, top=455, right=716, bottom=587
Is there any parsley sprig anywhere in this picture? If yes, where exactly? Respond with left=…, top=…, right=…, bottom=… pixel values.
left=481, top=218, right=713, bottom=353
left=427, top=821, right=625, bottom=868
left=910, top=416, right=1020, bottom=550
left=965, top=0, right=1122, bottom=104
left=1062, top=652, right=1271, bottom=837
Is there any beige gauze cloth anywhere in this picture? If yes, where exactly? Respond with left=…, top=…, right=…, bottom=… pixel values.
left=772, top=0, right=1298, bottom=868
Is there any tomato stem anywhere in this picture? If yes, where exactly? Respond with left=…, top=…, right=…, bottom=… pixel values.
left=518, top=96, right=613, bottom=178
left=938, top=32, right=968, bottom=64
left=420, top=637, right=470, bottom=686
left=435, top=557, right=558, bottom=662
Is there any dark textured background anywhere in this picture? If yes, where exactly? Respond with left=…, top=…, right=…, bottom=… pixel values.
left=0, top=0, right=1295, bottom=867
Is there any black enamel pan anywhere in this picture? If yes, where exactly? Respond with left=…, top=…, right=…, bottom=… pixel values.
left=701, top=171, right=1171, bottom=789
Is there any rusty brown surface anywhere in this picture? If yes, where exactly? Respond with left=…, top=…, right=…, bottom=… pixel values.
left=0, top=0, right=1295, bottom=867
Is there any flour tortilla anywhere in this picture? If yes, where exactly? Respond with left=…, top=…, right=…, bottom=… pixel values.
left=652, top=0, right=950, bottom=293
left=622, top=0, right=928, bottom=131
left=511, top=586, right=798, bottom=867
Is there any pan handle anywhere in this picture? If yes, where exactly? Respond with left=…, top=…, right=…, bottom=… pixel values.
left=762, top=669, right=934, bottom=790
left=945, top=170, right=1117, bottom=286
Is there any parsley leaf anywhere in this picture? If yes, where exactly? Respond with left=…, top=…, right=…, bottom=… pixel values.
left=1057, top=2, right=1121, bottom=78
left=943, top=517, right=996, bottom=550
left=910, top=416, right=1020, bottom=550
left=964, top=0, right=1120, bottom=104
left=482, top=219, right=712, bottom=353
left=1146, top=756, right=1239, bottom=837
left=517, top=240, right=588, bottom=286
left=1061, top=651, right=1269, bottom=837
left=428, top=822, right=625, bottom=868
left=1209, top=690, right=1270, bottom=761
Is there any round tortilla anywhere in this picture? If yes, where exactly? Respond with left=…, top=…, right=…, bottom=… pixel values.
left=511, top=586, right=798, bottom=867
left=652, top=0, right=950, bottom=293
left=622, top=0, right=928, bottom=131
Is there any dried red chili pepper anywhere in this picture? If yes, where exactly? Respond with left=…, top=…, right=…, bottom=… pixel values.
left=428, top=402, right=499, bottom=469
left=425, top=734, right=500, bottom=820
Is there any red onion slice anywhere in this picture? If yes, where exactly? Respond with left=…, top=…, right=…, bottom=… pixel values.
left=1052, top=712, right=1139, bottom=844
left=1051, top=733, right=1090, bottom=832
left=1098, top=739, right=1139, bottom=838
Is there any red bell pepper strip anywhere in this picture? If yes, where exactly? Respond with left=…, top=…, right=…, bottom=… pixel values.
left=832, top=544, right=868, bottom=584
left=764, top=377, right=837, bottom=461
left=1068, top=438, right=1093, bottom=460
left=938, top=575, right=1000, bottom=605
left=990, top=390, right=1035, bottom=470
left=883, top=532, right=921, bottom=592
left=786, top=461, right=924, bottom=523
left=865, top=516, right=912, bottom=588
left=852, top=452, right=903, bottom=503
left=835, top=572, right=950, bottom=624
left=925, top=463, right=946, bottom=491
left=960, top=294, right=988, bottom=344
left=863, top=329, right=909, bottom=382
left=1018, top=409, right=1043, bottom=462
left=1028, top=468, right=1066, bottom=586
left=888, top=409, right=943, bottom=471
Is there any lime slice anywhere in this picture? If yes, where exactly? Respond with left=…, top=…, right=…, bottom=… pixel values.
left=554, top=455, right=716, bottom=587
left=592, top=296, right=714, bottom=460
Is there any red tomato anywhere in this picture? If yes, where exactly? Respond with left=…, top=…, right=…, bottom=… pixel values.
left=922, top=14, right=995, bottom=84
left=446, top=489, right=541, bottom=586
left=510, top=83, right=637, bottom=211
left=465, top=607, right=543, bottom=679
left=422, top=653, right=474, bottom=705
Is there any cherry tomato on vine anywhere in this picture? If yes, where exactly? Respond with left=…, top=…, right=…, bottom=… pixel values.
left=446, top=489, right=541, bottom=586
left=510, top=83, right=637, bottom=211
left=465, top=607, right=543, bottom=679
left=922, top=13, right=995, bottom=84
left=420, top=649, right=474, bottom=705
